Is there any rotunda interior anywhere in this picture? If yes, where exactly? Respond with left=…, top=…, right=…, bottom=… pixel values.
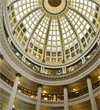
left=0, top=0, right=100, bottom=110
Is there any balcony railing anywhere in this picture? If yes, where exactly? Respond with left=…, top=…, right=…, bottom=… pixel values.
left=1, top=72, right=100, bottom=101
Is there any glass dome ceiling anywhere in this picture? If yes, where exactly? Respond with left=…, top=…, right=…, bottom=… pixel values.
left=8, top=0, right=100, bottom=63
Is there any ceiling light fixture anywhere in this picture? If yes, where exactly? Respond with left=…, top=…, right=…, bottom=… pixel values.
left=12, top=105, right=15, bottom=108
left=44, top=97, right=47, bottom=100
left=76, top=91, right=79, bottom=94
left=98, top=76, right=100, bottom=79
left=31, top=96, right=33, bottom=98
left=44, top=90, right=46, bottom=93
left=45, top=72, right=47, bottom=74
left=18, top=81, right=20, bottom=84
left=73, top=89, right=75, bottom=91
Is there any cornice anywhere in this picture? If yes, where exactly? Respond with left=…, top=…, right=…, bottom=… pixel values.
left=0, top=26, right=100, bottom=85
left=0, top=24, right=99, bottom=84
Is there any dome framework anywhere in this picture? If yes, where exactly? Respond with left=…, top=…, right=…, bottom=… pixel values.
left=7, top=0, right=100, bottom=64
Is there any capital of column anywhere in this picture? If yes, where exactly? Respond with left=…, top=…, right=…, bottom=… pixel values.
left=63, top=85, right=68, bottom=88
left=38, top=84, right=42, bottom=87
left=0, top=54, right=4, bottom=59
left=86, top=75, right=91, bottom=79
left=15, top=73, right=21, bottom=77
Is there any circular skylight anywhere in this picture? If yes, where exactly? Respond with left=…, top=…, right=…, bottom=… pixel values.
left=48, top=0, right=62, bottom=7
left=8, top=0, right=100, bottom=64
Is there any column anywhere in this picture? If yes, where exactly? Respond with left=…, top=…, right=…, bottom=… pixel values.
left=7, top=73, right=21, bottom=110
left=35, top=84, right=42, bottom=110
left=86, top=75, right=98, bottom=110
left=64, top=85, right=69, bottom=110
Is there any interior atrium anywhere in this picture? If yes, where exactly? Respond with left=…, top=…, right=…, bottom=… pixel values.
left=0, top=0, right=100, bottom=109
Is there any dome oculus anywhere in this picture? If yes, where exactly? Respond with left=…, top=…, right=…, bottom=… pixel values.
left=43, top=0, right=66, bottom=14
left=48, top=0, right=62, bottom=7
